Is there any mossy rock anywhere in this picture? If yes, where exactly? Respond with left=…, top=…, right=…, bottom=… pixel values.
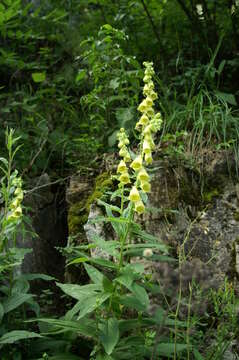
left=67, top=172, right=113, bottom=238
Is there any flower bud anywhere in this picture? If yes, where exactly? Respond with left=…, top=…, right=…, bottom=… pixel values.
left=143, top=248, right=153, bottom=257
left=119, top=146, right=128, bottom=158
left=143, top=139, right=151, bottom=154
left=14, top=206, right=22, bottom=217
left=10, top=198, right=19, bottom=209
left=130, top=156, right=143, bottom=171
left=129, top=186, right=141, bottom=202
left=145, top=152, right=153, bottom=165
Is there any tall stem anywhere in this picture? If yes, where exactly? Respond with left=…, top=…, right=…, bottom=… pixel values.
left=118, top=204, right=134, bottom=271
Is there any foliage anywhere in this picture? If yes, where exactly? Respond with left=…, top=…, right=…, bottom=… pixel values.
left=0, top=129, right=43, bottom=358
left=1, top=0, right=239, bottom=359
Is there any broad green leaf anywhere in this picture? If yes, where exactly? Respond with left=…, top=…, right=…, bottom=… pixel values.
left=215, top=91, right=237, bottom=106
left=90, top=257, right=117, bottom=269
left=120, top=295, right=146, bottom=312
left=32, top=72, right=46, bottom=83
left=19, top=273, right=55, bottom=281
left=89, top=235, right=119, bottom=258
left=68, top=257, right=89, bottom=266
left=0, top=157, right=8, bottom=168
left=157, top=343, right=189, bottom=357
left=56, top=282, right=101, bottom=300
left=3, top=293, right=32, bottom=313
left=0, top=330, right=41, bottom=344
left=78, top=292, right=111, bottom=319
left=36, top=318, right=97, bottom=339
left=99, top=318, right=119, bottom=355
left=193, top=349, right=205, bottom=360
left=84, top=263, right=104, bottom=284
left=131, top=283, right=149, bottom=310
left=12, top=278, right=29, bottom=294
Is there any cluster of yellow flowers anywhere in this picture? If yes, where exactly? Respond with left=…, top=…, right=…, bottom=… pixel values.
left=116, top=62, right=162, bottom=215
left=136, top=61, right=162, bottom=165
left=8, top=176, right=23, bottom=222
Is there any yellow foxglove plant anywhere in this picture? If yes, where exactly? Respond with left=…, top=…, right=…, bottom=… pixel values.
left=55, top=62, right=172, bottom=360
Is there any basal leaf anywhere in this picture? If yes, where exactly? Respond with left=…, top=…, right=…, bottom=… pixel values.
left=3, top=293, right=33, bottom=313
left=0, top=330, right=41, bottom=344
left=84, top=263, right=104, bottom=284
left=99, top=318, right=119, bottom=355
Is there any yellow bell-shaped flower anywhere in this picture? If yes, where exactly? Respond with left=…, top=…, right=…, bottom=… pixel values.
left=129, top=186, right=141, bottom=202
left=143, top=139, right=151, bottom=154
left=119, top=171, right=131, bottom=184
left=145, top=152, right=153, bottom=165
left=117, top=160, right=127, bottom=173
left=135, top=200, right=145, bottom=214
left=137, top=99, right=148, bottom=113
left=139, top=114, right=149, bottom=126
left=140, top=181, right=151, bottom=193
left=145, top=97, right=153, bottom=107
left=119, top=146, right=128, bottom=158
left=130, top=156, right=143, bottom=171
left=137, top=168, right=149, bottom=182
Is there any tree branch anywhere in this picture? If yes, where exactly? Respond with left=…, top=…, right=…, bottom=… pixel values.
left=140, top=0, right=161, bottom=45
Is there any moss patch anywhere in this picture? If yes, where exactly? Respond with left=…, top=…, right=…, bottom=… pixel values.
left=202, top=188, right=220, bottom=203
left=67, top=172, right=113, bottom=237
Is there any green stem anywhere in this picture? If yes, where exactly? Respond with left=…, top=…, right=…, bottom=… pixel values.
left=118, top=204, right=134, bottom=271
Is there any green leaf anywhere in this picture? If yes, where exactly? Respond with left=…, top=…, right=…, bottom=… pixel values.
left=3, top=293, right=33, bottom=313
left=90, top=257, right=117, bottom=269
left=215, top=91, right=237, bottom=106
left=36, top=318, right=97, bottom=339
left=99, top=318, right=119, bottom=355
left=78, top=292, right=111, bottom=319
left=120, top=295, right=146, bottom=312
left=131, top=283, right=149, bottom=310
left=157, top=343, right=189, bottom=357
left=84, top=263, right=104, bottom=284
left=32, top=72, right=46, bottom=83
left=193, top=349, right=205, bottom=360
left=0, top=330, right=41, bottom=344
left=56, top=282, right=101, bottom=300
left=75, top=69, right=87, bottom=83
left=19, top=273, right=55, bottom=281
